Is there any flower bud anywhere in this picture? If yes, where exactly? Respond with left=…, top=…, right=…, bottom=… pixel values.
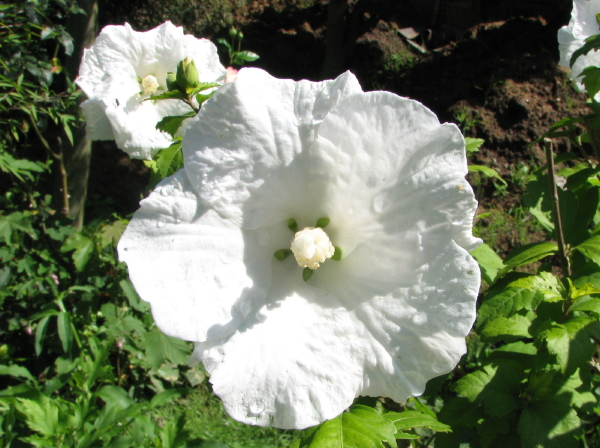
left=176, top=57, right=199, bottom=90
left=166, top=72, right=178, bottom=91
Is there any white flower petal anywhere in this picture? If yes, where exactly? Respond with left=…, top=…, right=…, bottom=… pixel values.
left=193, top=229, right=478, bottom=429
left=80, top=98, right=114, bottom=141
left=558, top=0, right=600, bottom=98
left=123, top=69, right=481, bottom=430
left=78, top=21, right=226, bottom=158
left=117, top=170, right=287, bottom=342
left=183, top=68, right=362, bottom=228
left=310, top=92, right=481, bottom=254
left=194, top=266, right=363, bottom=429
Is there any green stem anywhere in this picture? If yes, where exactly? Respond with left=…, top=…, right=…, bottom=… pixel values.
left=543, top=138, right=571, bottom=277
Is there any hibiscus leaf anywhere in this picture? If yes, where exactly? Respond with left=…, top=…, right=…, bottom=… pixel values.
left=151, top=141, right=184, bottom=188
left=480, top=314, right=532, bottom=343
left=190, top=82, right=221, bottom=97
left=570, top=33, right=600, bottom=68
left=534, top=316, right=597, bottom=376
left=145, top=91, right=185, bottom=101
left=297, top=405, right=397, bottom=448
left=518, top=400, right=581, bottom=448
left=498, top=241, right=558, bottom=276
left=196, top=92, right=214, bottom=107
left=470, top=243, right=504, bottom=285
left=384, top=410, right=451, bottom=433
left=156, top=112, right=196, bottom=138
left=477, top=287, right=541, bottom=329
left=453, top=359, right=525, bottom=418
left=575, top=234, right=600, bottom=264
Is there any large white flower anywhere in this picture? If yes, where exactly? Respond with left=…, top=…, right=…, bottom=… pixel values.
left=77, top=21, right=226, bottom=159
left=117, top=68, right=481, bottom=429
left=559, top=0, right=600, bottom=97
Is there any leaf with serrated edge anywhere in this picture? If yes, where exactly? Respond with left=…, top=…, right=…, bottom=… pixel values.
left=453, top=360, right=525, bottom=418
left=470, top=243, right=505, bottom=285
left=480, top=314, right=531, bottom=343
left=298, top=405, right=396, bottom=448
left=576, top=235, right=600, bottom=264
left=499, top=242, right=558, bottom=276
left=385, top=410, right=451, bottom=433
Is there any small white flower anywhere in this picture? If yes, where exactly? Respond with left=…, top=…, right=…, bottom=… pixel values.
left=559, top=0, right=600, bottom=97
left=77, top=21, right=226, bottom=159
left=117, top=68, right=481, bottom=429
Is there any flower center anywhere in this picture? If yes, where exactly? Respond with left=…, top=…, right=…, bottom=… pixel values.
left=290, top=227, right=335, bottom=270
left=141, top=75, right=160, bottom=96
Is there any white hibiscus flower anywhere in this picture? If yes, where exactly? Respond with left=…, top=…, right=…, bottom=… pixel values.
left=559, top=0, right=600, bottom=97
left=77, top=21, right=226, bottom=159
left=117, top=68, right=481, bottom=429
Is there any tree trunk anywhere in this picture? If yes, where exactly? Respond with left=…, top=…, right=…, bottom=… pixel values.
left=64, top=0, right=99, bottom=230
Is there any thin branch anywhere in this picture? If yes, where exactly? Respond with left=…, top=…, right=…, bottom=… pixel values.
left=544, top=138, right=571, bottom=277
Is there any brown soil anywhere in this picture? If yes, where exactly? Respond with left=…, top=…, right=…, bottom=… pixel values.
left=92, top=1, right=589, bottom=255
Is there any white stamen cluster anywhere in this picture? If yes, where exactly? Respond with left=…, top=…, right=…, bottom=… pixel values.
left=290, top=227, right=335, bottom=270
left=141, top=75, right=160, bottom=96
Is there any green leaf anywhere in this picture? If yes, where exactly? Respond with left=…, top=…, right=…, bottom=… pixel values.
left=236, top=51, right=260, bottom=62
left=385, top=410, right=451, bottom=433
left=331, top=246, right=342, bottom=261
left=56, top=312, right=73, bottom=354
left=576, top=234, right=600, bottom=264
left=217, top=38, right=233, bottom=52
left=570, top=295, right=600, bottom=313
left=0, top=212, right=36, bottom=244
left=60, top=233, right=94, bottom=271
left=142, top=329, right=191, bottom=371
left=570, top=33, right=600, bottom=67
left=0, top=364, right=36, bottom=383
left=470, top=243, right=505, bottom=285
left=150, top=388, right=188, bottom=408
left=468, top=164, right=507, bottom=185
left=465, top=137, right=484, bottom=154
left=191, top=82, right=222, bottom=94
left=508, top=273, right=565, bottom=302
left=119, top=279, right=150, bottom=312
left=145, top=90, right=185, bottom=101
left=35, top=315, right=51, bottom=356
left=156, top=112, right=196, bottom=138
left=535, top=316, right=597, bottom=376
left=96, top=385, right=134, bottom=409
left=499, top=242, right=558, bottom=276
left=480, top=314, right=531, bottom=343
left=101, top=219, right=127, bottom=248
left=148, top=141, right=184, bottom=188
left=477, top=287, right=541, bottom=329
left=518, top=400, right=581, bottom=448
left=297, top=405, right=397, bottom=448
left=453, top=360, right=525, bottom=418
left=16, top=398, right=60, bottom=438
left=196, top=92, right=214, bottom=106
